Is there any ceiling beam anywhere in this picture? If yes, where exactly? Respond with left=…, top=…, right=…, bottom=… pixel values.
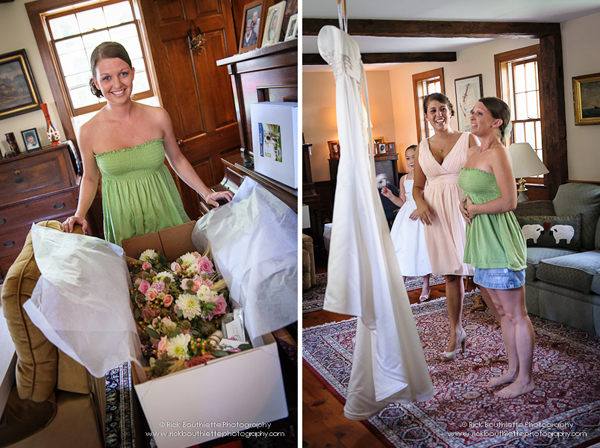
left=304, top=52, right=457, bottom=65
left=303, top=19, right=561, bottom=39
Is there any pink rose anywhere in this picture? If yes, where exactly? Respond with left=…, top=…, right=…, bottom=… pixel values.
left=146, top=288, right=158, bottom=302
left=171, top=262, right=182, bottom=273
left=191, top=279, right=205, bottom=293
left=138, top=280, right=150, bottom=294
left=134, top=278, right=141, bottom=286
left=157, top=336, right=169, bottom=356
left=198, top=256, right=214, bottom=274
left=151, top=281, right=166, bottom=293
left=142, top=261, right=152, bottom=271
left=193, top=275, right=213, bottom=287
left=212, top=294, right=227, bottom=315
left=163, top=294, right=174, bottom=307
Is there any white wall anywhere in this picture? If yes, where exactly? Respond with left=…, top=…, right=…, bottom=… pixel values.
left=562, top=11, right=600, bottom=182
left=0, top=0, right=66, bottom=157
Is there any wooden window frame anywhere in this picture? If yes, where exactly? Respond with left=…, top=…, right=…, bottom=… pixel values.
left=412, top=68, right=445, bottom=143
left=26, top=0, right=156, bottom=150
left=495, top=45, right=546, bottom=186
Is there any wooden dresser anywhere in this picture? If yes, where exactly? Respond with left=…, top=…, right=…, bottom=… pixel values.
left=0, top=144, right=79, bottom=281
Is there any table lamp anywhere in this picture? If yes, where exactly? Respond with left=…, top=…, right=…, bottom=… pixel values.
left=508, top=142, right=549, bottom=202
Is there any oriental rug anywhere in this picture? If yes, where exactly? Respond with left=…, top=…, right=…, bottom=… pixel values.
left=105, top=362, right=135, bottom=448
left=302, top=273, right=445, bottom=313
left=303, top=294, right=600, bottom=447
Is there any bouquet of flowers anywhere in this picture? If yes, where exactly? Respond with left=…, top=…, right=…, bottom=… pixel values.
left=128, top=247, right=249, bottom=379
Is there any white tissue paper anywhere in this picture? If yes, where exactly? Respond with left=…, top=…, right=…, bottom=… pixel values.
left=23, top=224, right=143, bottom=378
left=192, top=178, right=297, bottom=342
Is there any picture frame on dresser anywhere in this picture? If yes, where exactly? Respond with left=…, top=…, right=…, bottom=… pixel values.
left=239, top=0, right=265, bottom=54
left=262, top=1, right=286, bottom=47
left=0, top=49, right=42, bottom=120
left=21, top=128, right=41, bottom=151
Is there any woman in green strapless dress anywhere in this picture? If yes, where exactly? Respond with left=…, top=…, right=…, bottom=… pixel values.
left=62, top=42, right=232, bottom=245
left=458, top=97, right=534, bottom=399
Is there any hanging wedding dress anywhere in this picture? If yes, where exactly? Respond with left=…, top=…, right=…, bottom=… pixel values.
left=319, top=4, right=434, bottom=420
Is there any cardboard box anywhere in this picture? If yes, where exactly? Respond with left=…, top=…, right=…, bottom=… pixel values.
left=251, top=102, right=298, bottom=189
left=122, top=222, right=288, bottom=448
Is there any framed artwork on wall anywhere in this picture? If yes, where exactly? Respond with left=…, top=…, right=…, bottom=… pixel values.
left=239, top=0, right=265, bottom=54
left=0, top=49, right=42, bottom=120
left=573, top=72, right=600, bottom=125
left=454, top=74, right=483, bottom=131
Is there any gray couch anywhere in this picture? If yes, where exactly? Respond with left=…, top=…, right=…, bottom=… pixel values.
left=514, top=182, right=600, bottom=337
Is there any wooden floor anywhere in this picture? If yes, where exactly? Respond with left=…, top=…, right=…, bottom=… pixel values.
left=302, top=252, right=453, bottom=448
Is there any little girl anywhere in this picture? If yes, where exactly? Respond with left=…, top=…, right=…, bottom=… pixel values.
left=383, top=145, right=432, bottom=300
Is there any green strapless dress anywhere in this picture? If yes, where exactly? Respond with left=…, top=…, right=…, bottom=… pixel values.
left=457, top=168, right=526, bottom=271
left=95, top=139, right=190, bottom=246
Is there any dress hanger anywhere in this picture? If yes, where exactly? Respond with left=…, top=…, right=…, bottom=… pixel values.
left=336, top=0, right=348, bottom=32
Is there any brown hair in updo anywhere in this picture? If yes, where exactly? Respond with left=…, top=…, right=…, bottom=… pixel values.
left=88, top=42, right=132, bottom=98
left=423, top=92, right=455, bottom=117
left=479, top=97, right=512, bottom=143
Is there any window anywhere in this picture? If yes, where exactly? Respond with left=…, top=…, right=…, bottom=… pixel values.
left=412, top=68, right=445, bottom=142
left=495, top=45, right=544, bottom=183
left=28, top=0, right=157, bottom=137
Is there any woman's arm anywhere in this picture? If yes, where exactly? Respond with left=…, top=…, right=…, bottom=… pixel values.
left=464, top=147, right=517, bottom=217
left=158, top=108, right=232, bottom=206
left=413, top=144, right=435, bottom=225
left=62, top=124, right=99, bottom=234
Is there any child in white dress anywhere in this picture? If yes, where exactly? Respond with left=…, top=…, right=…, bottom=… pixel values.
left=383, top=145, right=432, bottom=300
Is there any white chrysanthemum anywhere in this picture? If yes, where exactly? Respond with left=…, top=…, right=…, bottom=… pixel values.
left=196, top=284, right=218, bottom=302
left=180, top=253, right=197, bottom=267
left=167, top=333, right=191, bottom=361
left=176, top=293, right=202, bottom=319
left=139, top=249, right=158, bottom=262
left=155, top=271, right=175, bottom=283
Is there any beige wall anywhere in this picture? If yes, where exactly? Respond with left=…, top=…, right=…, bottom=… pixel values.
left=562, top=11, right=600, bottom=182
left=303, top=69, right=396, bottom=182
left=0, top=0, right=65, bottom=157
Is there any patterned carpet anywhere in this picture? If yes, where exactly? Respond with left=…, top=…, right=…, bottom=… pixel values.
left=105, top=362, right=135, bottom=448
left=302, top=273, right=445, bottom=313
left=303, top=293, right=600, bottom=447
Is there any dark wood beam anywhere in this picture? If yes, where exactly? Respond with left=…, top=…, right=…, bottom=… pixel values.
left=303, top=18, right=561, bottom=39
left=303, top=52, right=456, bottom=65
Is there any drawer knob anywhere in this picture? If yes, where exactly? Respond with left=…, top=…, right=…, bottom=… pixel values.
left=14, top=176, right=24, bottom=184
left=3, top=240, right=15, bottom=248
left=15, top=170, right=20, bottom=175
left=0, top=218, right=5, bottom=226
left=53, top=202, right=66, bottom=210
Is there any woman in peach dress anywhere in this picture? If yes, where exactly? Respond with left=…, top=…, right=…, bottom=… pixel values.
left=413, top=93, right=478, bottom=362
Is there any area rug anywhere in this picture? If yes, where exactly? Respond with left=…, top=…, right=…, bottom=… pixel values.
left=303, top=293, right=600, bottom=447
left=105, top=362, right=135, bottom=448
left=302, top=273, right=445, bottom=313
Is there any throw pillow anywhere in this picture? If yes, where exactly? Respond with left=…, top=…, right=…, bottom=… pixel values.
left=517, top=215, right=582, bottom=250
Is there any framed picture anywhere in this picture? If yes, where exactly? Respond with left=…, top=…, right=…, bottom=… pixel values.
left=328, top=140, right=340, bottom=159
left=280, top=0, right=298, bottom=42
left=0, top=49, right=42, bottom=120
left=21, top=128, right=41, bottom=151
left=373, top=136, right=384, bottom=145
left=284, top=14, right=298, bottom=42
left=387, top=142, right=396, bottom=153
left=573, top=73, right=600, bottom=125
left=262, top=1, right=286, bottom=47
left=239, top=0, right=265, bottom=54
left=454, top=74, right=483, bottom=131
left=378, top=143, right=387, bottom=154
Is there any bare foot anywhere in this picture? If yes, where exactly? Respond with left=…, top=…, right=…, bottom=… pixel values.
left=494, top=380, right=535, bottom=398
left=486, top=371, right=518, bottom=388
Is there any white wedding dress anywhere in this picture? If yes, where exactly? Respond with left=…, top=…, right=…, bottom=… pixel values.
left=318, top=10, right=434, bottom=420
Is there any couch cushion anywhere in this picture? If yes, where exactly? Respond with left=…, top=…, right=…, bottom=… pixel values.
left=1, top=221, right=60, bottom=402
left=525, top=247, right=578, bottom=282
left=592, top=269, right=600, bottom=295
left=536, top=250, right=600, bottom=294
left=553, top=183, right=600, bottom=251
left=518, top=215, right=582, bottom=249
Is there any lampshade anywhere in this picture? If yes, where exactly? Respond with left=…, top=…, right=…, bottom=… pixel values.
left=508, top=143, right=549, bottom=178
